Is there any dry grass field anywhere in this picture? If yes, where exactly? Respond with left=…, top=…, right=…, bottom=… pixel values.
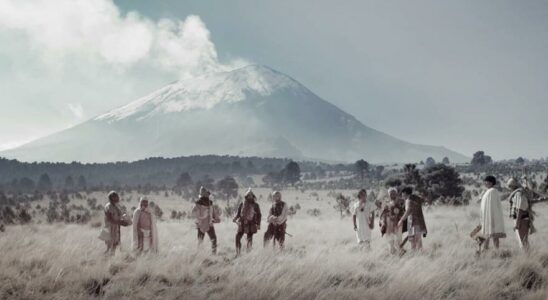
left=2, top=188, right=548, bottom=300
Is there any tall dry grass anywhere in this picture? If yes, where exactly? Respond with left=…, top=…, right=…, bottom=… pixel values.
left=1, top=189, right=548, bottom=299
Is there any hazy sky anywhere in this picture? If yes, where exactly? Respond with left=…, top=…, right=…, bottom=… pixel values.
left=1, top=0, right=547, bottom=160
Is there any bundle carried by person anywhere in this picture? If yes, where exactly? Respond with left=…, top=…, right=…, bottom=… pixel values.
left=120, top=213, right=133, bottom=227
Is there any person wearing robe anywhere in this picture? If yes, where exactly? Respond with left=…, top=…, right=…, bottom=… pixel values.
left=507, top=178, right=531, bottom=251
left=132, top=197, right=159, bottom=254
left=379, top=187, right=405, bottom=254
left=352, top=189, right=375, bottom=247
left=103, top=191, right=122, bottom=255
left=398, top=187, right=427, bottom=251
left=233, top=188, right=262, bottom=255
left=264, top=191, right=289, bottom=249
left=479, top=175, right=506, bottom=250
left=192, top=187, right=221, bottom=254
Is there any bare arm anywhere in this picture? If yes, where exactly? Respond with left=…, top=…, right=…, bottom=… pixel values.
left=398, top=200, right=411, bottom=226
left=232, top=204, right=242, bottom=223
left=275, top=204, right=289, bottom=224
left=352, top=215, right=357, bottom=230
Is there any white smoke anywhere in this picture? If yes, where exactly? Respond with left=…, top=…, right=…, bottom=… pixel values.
left=0, top=0, right=242, bottom=79
left=67, top=103, right=84, bottom=119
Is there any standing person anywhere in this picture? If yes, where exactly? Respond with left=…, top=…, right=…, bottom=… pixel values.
left=380, top=187, right=405, bottom=254
left=352, top=189, right=375, bottom=247
left=479, top=176, right=506, bottom=250
left=398, top=187, right=427, bottom=251
left=507, top=178, right=531, bottom=251
left=103, top=191, right=123, bottom=255
left=264, top=191, right=289, bottom=249
left=132, top=197, right=159, bottom=254
left=192, top=187, right=221, bottom=254
left=233, top=188, right=262, bottom=255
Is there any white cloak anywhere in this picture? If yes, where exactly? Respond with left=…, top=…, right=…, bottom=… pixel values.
left=132, top=208, right=159, bottom=253
left=480, top=188, right=506, bottom=238
left=352, top=201, right=374, bottom=243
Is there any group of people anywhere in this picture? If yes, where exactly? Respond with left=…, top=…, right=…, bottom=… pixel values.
left=100, top=187, right=288, bottom=256
left=100, top=174, right=538, bottom=256
left=101, top=191, right=159, bottom=255
left=191, top=187, right=288, bottom=255
left=351, top=186, right=427, bottom=254
left=352, top=175, right=538, bottom=255
left=476, top=175, right=536, bottom=252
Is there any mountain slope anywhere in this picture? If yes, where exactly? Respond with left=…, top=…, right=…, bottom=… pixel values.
left=1, top=65, right=468, bottom=163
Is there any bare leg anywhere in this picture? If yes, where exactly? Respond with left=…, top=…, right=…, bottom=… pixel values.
left=246, top=233, right=253, bottom=252
left=235, top=231, right=244, bottom=255
left=197, top=229, right=205, bottom=248
left=493, top=238, right=500, bottom=249
left=263, top=225, right=274, bottom=248
left=207, top=227, right=217, bottom=254
left=517, top=220, right=530, bottom=251
left=416, top=235, right=423, bottom=250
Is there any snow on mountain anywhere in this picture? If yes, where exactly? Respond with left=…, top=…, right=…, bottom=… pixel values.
left=1, top=65, right=469, bottom=163
left=96, top=65, right=301, bottom=122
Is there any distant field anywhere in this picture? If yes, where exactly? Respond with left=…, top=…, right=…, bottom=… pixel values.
left=1, top=187, right=548, bottom=299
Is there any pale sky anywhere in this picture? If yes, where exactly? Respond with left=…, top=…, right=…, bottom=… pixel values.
left=1, top=0, right=547, bottom=160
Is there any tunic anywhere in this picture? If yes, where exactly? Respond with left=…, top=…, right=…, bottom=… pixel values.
left=267, top=201, right=288, bottom=225
left=235, top=201, right=262, bottom=234
left=352, top=201, right=374, bottom=243
left=509, top=188, right=529, bottom=219
left=132, top=208, right=159, bottom=253
left=380, top=199, right=404, bottom=236
left=192, top=198, right=221, bottom=234
left=405, top=195, right=427, bottom=237
left=480, top=188, right=506, bottom=238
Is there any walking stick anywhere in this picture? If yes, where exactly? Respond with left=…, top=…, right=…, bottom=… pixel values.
left=399, top=236, right=408, bottom=249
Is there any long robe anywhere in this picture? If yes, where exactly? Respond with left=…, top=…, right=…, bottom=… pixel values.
left=480, top=188, right=506, bottom=238
left=132, top=208, right=159, bottom=253
left=103, top=202, right=121, bottom=247
left=352, top=201, right=374, bottom=243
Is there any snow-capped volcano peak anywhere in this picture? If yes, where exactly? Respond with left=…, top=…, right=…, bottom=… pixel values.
left=2, top=64, right=469, bottom=164
left=96, top=64, right=301, bottom=121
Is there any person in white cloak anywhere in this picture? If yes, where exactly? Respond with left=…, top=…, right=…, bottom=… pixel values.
left=480, top=175, right=506, bottom=250
left=132, top=197, right=159, bottom=254
left=352, top=189, right=375, bottom=247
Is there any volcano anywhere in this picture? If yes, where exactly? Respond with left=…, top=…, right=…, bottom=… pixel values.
left=1, top=65, right=468, bottom=163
